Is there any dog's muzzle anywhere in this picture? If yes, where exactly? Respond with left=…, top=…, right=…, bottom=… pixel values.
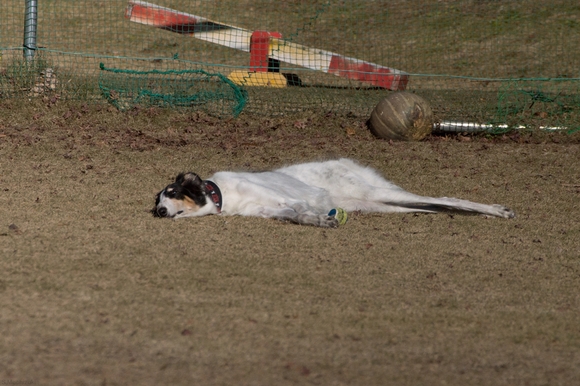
left=153, top=206, right=183, bottom=218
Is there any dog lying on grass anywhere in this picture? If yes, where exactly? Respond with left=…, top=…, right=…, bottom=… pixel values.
left=152, top=158, right=515, bottom=227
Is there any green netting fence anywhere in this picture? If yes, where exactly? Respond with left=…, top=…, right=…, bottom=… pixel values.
left=98, top=63, right=247, bottom=116
left=1, top=0, right=579, bottom=132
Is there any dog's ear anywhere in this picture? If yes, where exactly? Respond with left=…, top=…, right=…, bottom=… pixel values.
left=175, top=172, right=202, bottom=187
left=174, top=172, right=207, bottom=206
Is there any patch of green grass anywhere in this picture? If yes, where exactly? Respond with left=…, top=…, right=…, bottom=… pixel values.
left=2, top=0, right=579, bottom=127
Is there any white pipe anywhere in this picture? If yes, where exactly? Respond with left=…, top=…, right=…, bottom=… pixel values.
left=434, top=120, right=568, bottom=133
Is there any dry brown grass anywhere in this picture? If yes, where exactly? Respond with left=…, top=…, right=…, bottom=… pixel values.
left=1, top=99, right=579, bottom=385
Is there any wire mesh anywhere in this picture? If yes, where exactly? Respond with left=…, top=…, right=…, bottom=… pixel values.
left=1, top=0, right=579, bottom=128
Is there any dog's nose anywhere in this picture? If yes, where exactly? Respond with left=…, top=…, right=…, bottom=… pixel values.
left=157, top=207, right=168, bottom=217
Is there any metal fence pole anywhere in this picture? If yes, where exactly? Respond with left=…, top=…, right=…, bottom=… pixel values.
left=24, top=0, right=38, bottom=60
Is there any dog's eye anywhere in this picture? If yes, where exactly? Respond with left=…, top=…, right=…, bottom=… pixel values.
left=166, top=190, right=176, bottom=198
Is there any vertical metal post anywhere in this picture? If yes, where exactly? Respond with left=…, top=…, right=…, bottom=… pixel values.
left=24, top=0, right=38, bottom=60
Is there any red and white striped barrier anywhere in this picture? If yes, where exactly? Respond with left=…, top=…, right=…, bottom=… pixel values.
left=125, top=1, right=408, bottom=90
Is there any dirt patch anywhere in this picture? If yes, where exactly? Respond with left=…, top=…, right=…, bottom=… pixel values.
left=1, top=100, right=579, bottom=385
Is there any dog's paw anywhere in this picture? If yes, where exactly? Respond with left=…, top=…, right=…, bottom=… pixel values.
left=493, top=204, right=515, bottom=219
left=294, top=213, right=338, bottom=227
left=320, top=215, right=339, bottom=228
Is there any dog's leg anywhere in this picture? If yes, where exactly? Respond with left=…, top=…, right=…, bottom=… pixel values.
left=255, top=206, right=339, bottom=228
left=366, top=189, right=515, bottom=218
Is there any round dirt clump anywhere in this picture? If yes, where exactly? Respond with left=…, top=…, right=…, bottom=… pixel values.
left=369, top=92, right=434, bottom=141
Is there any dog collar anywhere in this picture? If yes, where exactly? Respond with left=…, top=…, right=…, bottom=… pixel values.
left=204, top=180, right=222, bottom=213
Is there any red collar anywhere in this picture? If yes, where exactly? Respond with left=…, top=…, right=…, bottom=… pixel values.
left=204, top=180, right=222, bottom=213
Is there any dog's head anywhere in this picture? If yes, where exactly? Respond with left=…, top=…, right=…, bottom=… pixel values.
left=152, top=172, right=208, bottom=218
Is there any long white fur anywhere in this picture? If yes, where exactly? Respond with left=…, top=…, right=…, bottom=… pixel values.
left=159, top=158, right=514, bottom=227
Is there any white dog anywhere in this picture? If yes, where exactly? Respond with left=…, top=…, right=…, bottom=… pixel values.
left=152, top=158, right=514, bottom=227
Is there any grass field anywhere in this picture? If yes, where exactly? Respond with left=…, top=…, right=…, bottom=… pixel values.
left=1, top=0, right=580, bottom=384
left=1, top=99, right=579, bottom=385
